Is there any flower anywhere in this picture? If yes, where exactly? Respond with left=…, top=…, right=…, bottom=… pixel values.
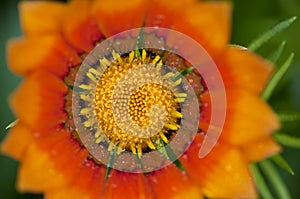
left=1, top=0, right=281, bottom=198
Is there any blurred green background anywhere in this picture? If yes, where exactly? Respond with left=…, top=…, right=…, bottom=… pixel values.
left=0, top=0, right=299, bottom=198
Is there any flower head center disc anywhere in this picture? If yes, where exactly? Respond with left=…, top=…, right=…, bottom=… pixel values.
left=93, top=50, right=182, bottom=156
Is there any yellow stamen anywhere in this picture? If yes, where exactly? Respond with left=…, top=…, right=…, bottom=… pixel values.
left=84, top=120, right=93, bottom=127
left=80, top=108, right=92, bottom=115
left=160, top=132, right=169, bottom=143
left=129, top=51, right=135, bottom=63
left=156, top=60, right=163, bottom=71
left=163, top=72, right=174, bottom=79
left=100, top=58, right=111, bottom=67
left=117, top=146, right=123, bottom=154
left=175, top=98, right=186, bottom=103
left=171, top=110, right=182, bottom=118
left=172, top=78, right=182, bottom=87
left=79, top=84, right=92, bottom=90
left=87, top=72, right=97, bottom=82
left=80, top=94, right=92, bottom=101
left=152, top=55, right=160, bottom=64
left=175, top=93, right=187, bottom=98
left=131, top=143, right=137, bottom=154
left=95, top=137, right=102, bottom=144
left=164, top=123, right=179, bottom=131
left=89, top=68, right=101, bottom=76
left=108, top=142, right=115, bottom=151
left=137, top=144, right=142, bottom=158
left=147, top=140, right=156, bottom=150
left=95, top=129, right=102, bottom=138
left=142, top=49, right=146, bottom=63
left=112, top=50, right=122, bottom=63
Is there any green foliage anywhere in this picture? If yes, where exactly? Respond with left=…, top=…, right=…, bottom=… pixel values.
left=260, top=160, right=292, bottom=199
left=271, top=154, right=294, bottom=175
left=262, top=53, right=294, bottom=100
left=248, top=17, right=297, bottom=51
left=250, top=164, right=274, bottom=199
left=273, top=133, right=300, bottom=149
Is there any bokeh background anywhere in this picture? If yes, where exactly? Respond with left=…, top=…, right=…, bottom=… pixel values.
left=0, top=0, right=299, bottom=198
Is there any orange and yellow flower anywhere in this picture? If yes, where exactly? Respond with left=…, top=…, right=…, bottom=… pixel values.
left=1, top=0, right=281, bottom=198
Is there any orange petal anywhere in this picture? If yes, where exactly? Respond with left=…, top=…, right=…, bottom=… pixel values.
left=180, top=134, right=257, bottom=198
left=45, top=161, right=105, bottom=199
left=36, top=130, right=88, bottom=181
left=1, top=122, right=33, bottom=160
left=147, top=164, right=203, bottom=199
left=220, top=89, right=280, bottom=145
left=102, top=170, right=153, bottom=199
left=172, top=1, right=232, bottom=57
left=10, top=71, right=68, bottom=131
left=216, top=46, right=274, bottom=93
left=242, top=136, right=281, bottom=162
left=19, top=1, right=65, bottom=36
left=92, top=0, right=149, bottom=37
left=17, top=142, right=68, bottom=193
left=145, top=0, right=197, bottom=28
left=7, top=35, right=81, bottom=77
left=62, top=0, right=103, bottom=52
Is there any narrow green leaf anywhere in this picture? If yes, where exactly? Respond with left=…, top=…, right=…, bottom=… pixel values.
left=136, top=27, right=144, bottom=49
left=105, top=150, right=116, bottom=180
left=180, top=66, right=195, bottom=76
left=250, top=164, right=274, bottom=199
left=172, top=66, right=195, bottom=81
left=67, top=84, right=74, bottom=90
left=262, top=53, right=294, bottom=101
left=268, top=41, right=286, bottom=64
left=135, top=153, right=145, bottom=172
left=273, top=133, right=300, bottom=149
left=278, top=113, right=300, bottom=122
left=5, top=119, right=19, bottom=130
left=271, top=154, right=294, bottom=175
left=248, top=16, right=297, bottom=51
left=69, top=85, right=87, bottom=93
left=165, top=145, right=185, bottom=171
left=155, top=140, right=185, bottom=171
left=260, top=160, right=292, bottom=199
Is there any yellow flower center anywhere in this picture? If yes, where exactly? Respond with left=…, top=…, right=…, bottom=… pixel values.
left=79, top=50, right=185, bottom=157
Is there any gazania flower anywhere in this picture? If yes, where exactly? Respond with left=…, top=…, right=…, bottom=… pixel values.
left=1, top=0, right=282, bottom=198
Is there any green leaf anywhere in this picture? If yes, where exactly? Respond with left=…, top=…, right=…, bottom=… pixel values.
left=273, top=133, right=300, bottom=149
left=248, top=16, right=297, bottom=51
left=271, top=154, right=294, bottom=175
left=260, top=160, right=292, bottom=199
left=278, top=113, right=300, bottom=122
left=172, top=66, right=195, bottom=81
left=136, top=27, right=144, bottom=49
left=268, top=41, right=286, bottom=64
left=262, top=53, right=294, bottom=101
left=5, top=119, right=19, bottom=130
left=67, top=84, right=74, bottom=90
left=155, top=140, right=185, bottom=171
left=250, top=164, right=274, bottom=199
left=105, top=150, right=116, bottom=180
left=135, top=153, right=145, bottom=172
left=180, top=66, right=195, bottom=76
left=165, top=145, right=185, bottom=171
